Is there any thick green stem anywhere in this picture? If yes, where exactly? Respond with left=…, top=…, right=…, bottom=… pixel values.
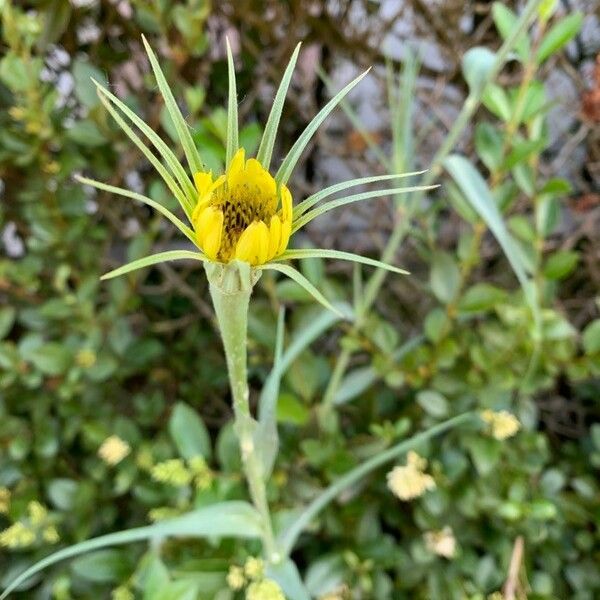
left=205, top=262, right=278, bottom=560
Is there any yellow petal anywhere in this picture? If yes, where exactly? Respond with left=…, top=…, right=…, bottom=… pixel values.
left=192, top=175, right=226, bottom=222
left=195, top=207, right=223, bottom=260
left=246, top=158, right=276, bottom=196
left=255, top=220, right=270, bottom=265
left=267, top=215, right=282, bottom=260
left=194, top=171, right=213, bottom=196
left=277, top=218, right=292, bottom=256
left=234, top=222, right=258, bottom=264
left=227, top=148, right=246, bottom=188
left=280, top=185, right=292, bottom=222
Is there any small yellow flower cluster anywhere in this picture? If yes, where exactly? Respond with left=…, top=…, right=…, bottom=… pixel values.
left=424, top=526, right=457, bottom=558
left=246, top=579, right=286, bottom=600
left=188, top=456, right=214, bottom=490
left=226, top=557, right=284, bottom=599
left=387, top=451, right=436, bottom=501
left=481, top=410, right=521, bottom=440
left=0, top=487, right=10, bottom=514
left=98, top=435, right=131, bottom=466
left=151, top=459, right=192, bottom=486
left=151, top=456, right=214, bottom=490
left=76, top=348, right=97, bottom=368
left=0, top=501, right=59, bottom=549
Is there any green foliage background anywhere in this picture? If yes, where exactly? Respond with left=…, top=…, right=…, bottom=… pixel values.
left=0, top=1, right=598, bottom=598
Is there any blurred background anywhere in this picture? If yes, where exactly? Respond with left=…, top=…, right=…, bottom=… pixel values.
left=1, top=0, right=599, bottom=598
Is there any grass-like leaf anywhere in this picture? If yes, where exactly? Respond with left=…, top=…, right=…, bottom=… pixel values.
left=94, top=81, right=196, bottom=204
left=101, top=250, right=206, bottom=281
left=279, top=248, right=409, bottom=275
left=258, top=263, right=343, bottom=317
left=275, top=68, right=370, bottom=185
left=142, top=35, right=203, bottom=174
left=292, top=184, right=438, bottom=233
left=293, top=171, right=426, bottom=218
left=76, top=175, right=196, bottom=244
left=98, top=94, right=193, bottom=218
left=256, top=42, right=301, bottom=170
left=225, top=38, right=238, bottom=168
left=0, top=502, right=262, bottom=600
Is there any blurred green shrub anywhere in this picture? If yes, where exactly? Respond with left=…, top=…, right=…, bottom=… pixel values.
left=1, top=0, right=598, bottom=599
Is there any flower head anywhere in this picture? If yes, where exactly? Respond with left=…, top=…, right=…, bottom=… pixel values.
left=246, top=579, right=285, bottom=600
left=387, top=451, right=436, bottom=501
left=480, top=409, right=520, bottom=440
left=79, top=38, right=424, bottom=313
left=193, top=149, right=292, bottom=266
left=227, top=565, right=246, bottom=591
left=98, top=435, right=131, bottom=466
left=424, top=526, right=456, bottom=558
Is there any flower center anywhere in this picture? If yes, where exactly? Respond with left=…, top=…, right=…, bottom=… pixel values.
left=212, top=183, right=276, bottom=262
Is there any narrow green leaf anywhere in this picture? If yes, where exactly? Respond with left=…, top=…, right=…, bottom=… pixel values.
left=142, top=35, right=203, bottom=174
left=256, top=43, right=301, bottom=169
left=279, top=248, right=409, bottom=275
left=94, top=81, right=196, bottom=204
left=444, top=155, right=540, bottom=326
left=75, top=175, right=196, bottom=244
left=98, top=94, right=193, bottom=218
left=225, top=38, right=238, bottom=168
left=293, top=171, right=426, bottom=219
left=0, top=502, right=262, bottom=600
left=292, top=184, right=438, bottom=233
left=275, top=69, right=370, bottom=185
left=101, top=250, right=206, bottom=281
left=278, top=412, right=476, bottom=556
left=258, top=263, right=343, bottom=317
left=536, top=12, right=583, bottom=64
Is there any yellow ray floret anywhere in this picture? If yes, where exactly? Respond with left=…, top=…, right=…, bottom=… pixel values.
left=191, top=148, right=293, bottom=265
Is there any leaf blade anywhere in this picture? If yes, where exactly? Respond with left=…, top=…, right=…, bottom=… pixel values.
left=75, top=175, right=196, bottom=244
left=275, top=69, right=370, bottom=185
left=101, top=250, right=206, bottom=281
left=142, top=35, right=203, bottom=174
left=256, top=43, right=301, bottom=170
left=279, top=248, right=409, bottom=275
left=225, top=38, right=238, bottom=168
left=258, top=263, right=343, bottom=317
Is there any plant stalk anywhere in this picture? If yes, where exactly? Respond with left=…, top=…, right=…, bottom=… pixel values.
left=206, top=263, right=278, bottom=560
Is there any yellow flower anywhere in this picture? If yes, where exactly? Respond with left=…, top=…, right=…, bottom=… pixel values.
left=244, top=556, right=264, bottom=580
left=150, top=459, right=193, bottom=486
left=227, top=565, right=246, bottom=591
left=424, top=526, right=456, bottom=558
left=0, top=522, right=36, bottom=548
left=192, top=148, right=292, bottom=266
left=387, top=451, right=436, bottom=501
left=480, top=409, right=520, bottom=440
left=27, top=501, right=48, bottom=526
left=98, top=435, right=131, bottom=466
left=246, top=579, right=285, bottom=600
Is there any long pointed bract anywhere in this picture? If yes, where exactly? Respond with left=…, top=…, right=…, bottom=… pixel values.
left=292, top=184, right=438, bottom=233
left=76, top=176, right=196, bottom=244
left=293, top=171, right=426, bottom=218
left=256, top=43, right=301, bottom=170
left=275, top=69, right=371, bottom=185
left=142, top=35, right=203, bottom=174
left=258, top=263, right=343, bottom=317
left=98, top=94, right=193, bottom=218
left=94, top=81, right=196, bottom=203
left=101, top=250, right=207, bottom=281
left=278, top=248, right=409, bottom=275
left=225, top=38, right=239, bottom=168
